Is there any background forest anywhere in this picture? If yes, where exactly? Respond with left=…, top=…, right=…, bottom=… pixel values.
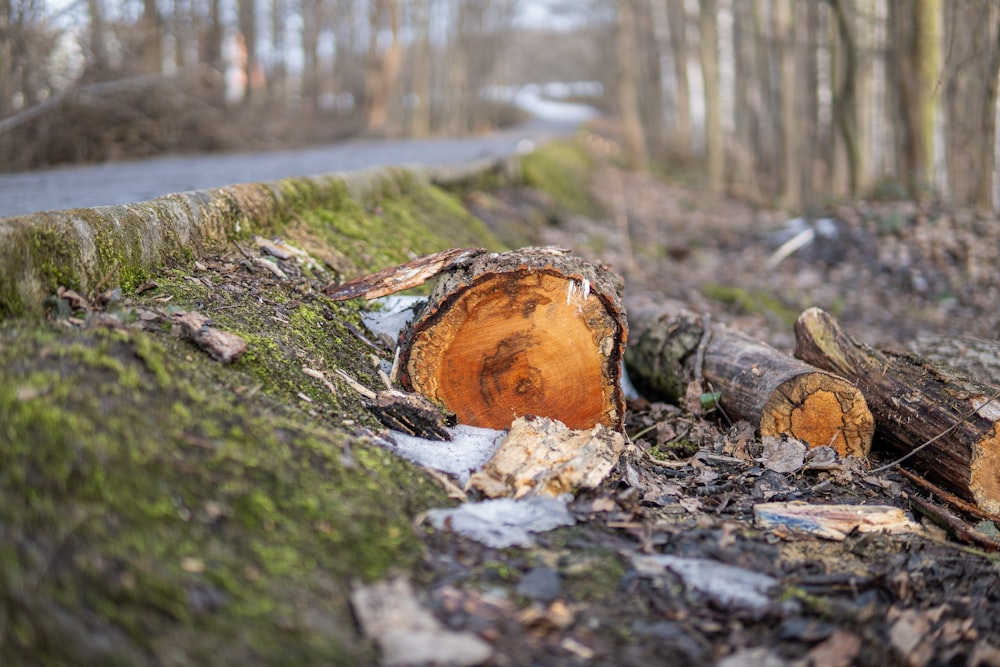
left=2, top=0, right=999, bottom=210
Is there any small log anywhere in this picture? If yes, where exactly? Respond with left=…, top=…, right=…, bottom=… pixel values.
left=794, top=307, right=1000, bottom=514
left=625, top=302, right=874, bottom=457
left=398, top=248, right=627, bottom=431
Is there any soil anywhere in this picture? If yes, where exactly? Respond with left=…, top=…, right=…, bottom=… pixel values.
left=3, top=130, right=1000, bottom=666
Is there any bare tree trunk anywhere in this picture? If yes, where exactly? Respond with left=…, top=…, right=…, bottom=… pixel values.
left=636, top=0, right=665, bottom=158
left=140, top=0, right=163, bottom=74
left=364, top=0, right=401, bottom=135
left=801, top=1, right=820, bottom=203
left=829, top=0, right=860, bottom=197
left=943, top=1, right=1000, bottom=206
left=0, top=0, right=12, bottom=118
left=918, top=0, right=941, bottom=194
left=775, top=0, right=801, bottom=209
left=410, top=0, right=433, bottom=137
left=699, top=0, right=722, bottom=192
left=237, top=0, right=256, bottom=104
left=199, top=0, right=225, bottom=103
left=301, top=0, right=321, bottom=113
left=731, top=0, right=760, bottom=199
left=86, top=0, right=110, bottom=74
left=888, top=0, right=928, bottom=195
left=268, top=0, right=287, bottom=109
left=617, top=0, right=648, bottom=170
left=665, top=0, right=691, bottom=158
left=977, top=9, right=1000, bottom=208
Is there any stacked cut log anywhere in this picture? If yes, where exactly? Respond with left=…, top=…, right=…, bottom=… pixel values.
left=626, top=301, right=874, bottom=458
left=328, top=247, right=628, bottom=431
left=795, top=308, right=1000, bottom=514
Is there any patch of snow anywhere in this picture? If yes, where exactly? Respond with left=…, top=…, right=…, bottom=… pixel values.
left=426, top=496, right=575, bottom=548
left=386, top=425, right=505, bottom=485
left=361, top=295, right=426, bottom=341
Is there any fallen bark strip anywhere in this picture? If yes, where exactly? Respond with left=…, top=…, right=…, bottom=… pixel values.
left=398, top=248, right=628, bottom=431
left=794, top=307, right=1000, bottom=514
left=626, top=302, right=874, bottom=457
left=909, top=334, right=1000, bottom=389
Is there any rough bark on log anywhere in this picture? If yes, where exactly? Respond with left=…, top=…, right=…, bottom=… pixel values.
left=794, top=307, right=1000, bottom=514
left=909, top=335, right=1000, bottom=389
left=398, top=248, right=628, bottom=431
left=626, top=302, right=874, bottom=457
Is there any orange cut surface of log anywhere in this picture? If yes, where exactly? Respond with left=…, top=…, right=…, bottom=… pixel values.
left=404, top=271, right=621, bottom=430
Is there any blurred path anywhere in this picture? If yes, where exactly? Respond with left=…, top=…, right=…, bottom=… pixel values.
left=0, top=112, right=585, bottom=217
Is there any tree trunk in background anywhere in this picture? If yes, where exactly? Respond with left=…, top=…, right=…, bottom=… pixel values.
left=829, top=0, right=860, bottom=197
left=237, top=0, right=256, bottom=104
left=410, top=0, right=433, bottom=137
left=198, top=0, right=224, bottom=103
left=665, top=0, right=691, bottom=159
left=0, top=0, right=12, bottom=118
left=918, top=0, right=940, bottom=194
left=268, top=0, right=287, bottom=110
left=636, top=0, right=665, bottom=158
left=888, top=1, right=925, bottom=196
left=775, top=0, right=801, bottom=210
left=731, top=0, right=760, bottom=200
left=801, top=1, right=820, bottom=203
left=944, top=1, right=1000, bottom=207
left=977, top=14, right=1000, bottom=208
left=699, top=0, right=722, bottom=193
left=445, top=2, right=469, bottom=135
left=140, top=0, right=163, bottom=74
left=617, top=0, right=648, bottom=171
left=86, top=0, right=110, bottom=75
left=301, top=0, right=321, bottom=113
left=364, top=0, right=401, bottom=135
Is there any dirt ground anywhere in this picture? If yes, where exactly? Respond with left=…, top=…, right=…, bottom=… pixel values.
left=415, top=133, right=1000, bottom=667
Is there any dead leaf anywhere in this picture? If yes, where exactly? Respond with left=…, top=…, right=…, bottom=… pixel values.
left=803, top=630, right=862, bottom=667
left=760, top=436, right=806, bottom=474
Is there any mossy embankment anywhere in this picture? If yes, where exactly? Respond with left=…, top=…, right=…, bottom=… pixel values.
left=0, top=144, right=597, bottom=665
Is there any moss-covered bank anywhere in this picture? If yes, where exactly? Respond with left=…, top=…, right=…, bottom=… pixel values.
left=0, top=141, right=602, bottom=665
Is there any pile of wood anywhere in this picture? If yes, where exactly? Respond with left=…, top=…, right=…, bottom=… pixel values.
left=627, top=301, right=1000, bottom=515
left=331, top=248, right=1000, bottom=515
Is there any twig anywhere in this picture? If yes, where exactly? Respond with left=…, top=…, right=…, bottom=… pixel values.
left=908, top=494, right=1000, bottom=553
left=869, top=388, right=1000, bottom=474
left=898, top=468, right=1000, bottom=524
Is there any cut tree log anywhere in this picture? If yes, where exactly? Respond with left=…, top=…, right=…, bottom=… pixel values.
left=626, top=301, right=874, bottom=457
left=397, top=248, right=628, bottom=431
left=794, top=307, right=1000, bottom=514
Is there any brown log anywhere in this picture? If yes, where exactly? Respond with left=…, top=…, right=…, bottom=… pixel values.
left=794, top=307, right=1000, bottom=514
left=625, top=302, right=874, bottom=457
left=398, top=248, right=628, bottom=431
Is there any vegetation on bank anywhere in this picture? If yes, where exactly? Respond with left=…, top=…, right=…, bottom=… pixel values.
left=0, top=146, right=577, bottom=664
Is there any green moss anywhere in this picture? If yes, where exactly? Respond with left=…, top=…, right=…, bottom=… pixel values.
left=521, top=139, right=603, bottom=217
left=0, top=322, right=448, bottom=665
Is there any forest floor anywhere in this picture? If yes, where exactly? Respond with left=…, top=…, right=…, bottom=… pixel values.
left=431, top=128, right=1000, bottom=667
left=4, top=127, right=1000, bottom=667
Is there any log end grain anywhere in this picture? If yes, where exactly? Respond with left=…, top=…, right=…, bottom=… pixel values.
left=971, top=421, right=1000, bottom=514
left=759, top=372, right=874, bottom=458
left=401, top=252, right=627, bottom=431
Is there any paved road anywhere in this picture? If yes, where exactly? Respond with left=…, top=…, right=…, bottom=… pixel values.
left=0, top=117, right=579, bottom=218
